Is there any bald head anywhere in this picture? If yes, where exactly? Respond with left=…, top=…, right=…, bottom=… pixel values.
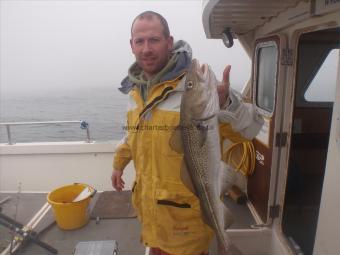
left=131, top=11, right=170, bottom=39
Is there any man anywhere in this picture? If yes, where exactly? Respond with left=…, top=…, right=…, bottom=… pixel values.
left=112, top=11, right=263, bottom=255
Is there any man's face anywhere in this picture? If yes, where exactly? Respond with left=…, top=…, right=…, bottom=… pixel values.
left=130, top=17, right=173, bottom=79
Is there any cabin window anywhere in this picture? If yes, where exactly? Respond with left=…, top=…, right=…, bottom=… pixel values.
left=304, top=49, right=339, bottom=102
left=255, top=42, right=278, bottom=114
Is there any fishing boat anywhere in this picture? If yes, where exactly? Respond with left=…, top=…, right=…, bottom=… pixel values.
left=1, top=0, right=339, bottom=254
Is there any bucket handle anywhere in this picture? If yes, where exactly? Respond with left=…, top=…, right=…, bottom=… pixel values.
left=90, top=188, right=97, bottom=198
left=73, top=183, right=97, bottom=198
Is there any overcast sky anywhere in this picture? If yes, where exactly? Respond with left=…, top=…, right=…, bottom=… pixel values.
left=0, top=0, right=251, bottom=97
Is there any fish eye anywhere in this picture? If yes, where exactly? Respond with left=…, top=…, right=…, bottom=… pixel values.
left=186, top=81, right=194, bottom=90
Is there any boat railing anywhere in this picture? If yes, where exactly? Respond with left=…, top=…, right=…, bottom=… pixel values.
left=0, top=120, right=91, bottom=145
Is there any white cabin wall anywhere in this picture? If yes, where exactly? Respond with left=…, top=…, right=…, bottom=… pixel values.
left=313, top=51, right=340, bottom=255
left=237, top=32, right=255, bottom=96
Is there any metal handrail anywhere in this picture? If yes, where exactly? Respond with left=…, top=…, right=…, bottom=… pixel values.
left=0, top=120, right=91, bottom=145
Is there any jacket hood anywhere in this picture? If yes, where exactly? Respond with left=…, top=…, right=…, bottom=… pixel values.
left=118, top=40, right=192, bottom=94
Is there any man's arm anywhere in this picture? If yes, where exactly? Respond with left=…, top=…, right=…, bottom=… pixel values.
left=112, top=135, right=132, bottom=191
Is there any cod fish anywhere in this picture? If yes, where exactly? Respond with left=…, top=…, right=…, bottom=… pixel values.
left=172, top=59, right=242, bottom=255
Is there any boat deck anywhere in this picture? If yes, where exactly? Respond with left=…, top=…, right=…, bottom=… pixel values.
left=0, top=193, right=144, bottom=255
left=0, top=192, right=255, bottom=255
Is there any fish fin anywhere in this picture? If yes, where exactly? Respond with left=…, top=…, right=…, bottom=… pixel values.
left=219, top=161, right=236, bottom=198
left=223, top=205, right=234, bottom=230
left=219, top=161, right=235, bottom=229
left=169, top=126, right=183, bottom=154
left=180, top=160, right=196, bottom=195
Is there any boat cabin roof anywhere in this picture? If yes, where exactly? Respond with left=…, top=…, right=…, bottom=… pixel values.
left=203, top=0, right=303, bottom=38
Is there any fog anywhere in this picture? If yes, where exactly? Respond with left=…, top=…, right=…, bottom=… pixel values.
left=0, top=0, right=251, bottom=97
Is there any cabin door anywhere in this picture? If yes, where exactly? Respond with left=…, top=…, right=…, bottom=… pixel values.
left=247, top=35, right=287, bottom=223
left=282, top=27, right=340, bottom=255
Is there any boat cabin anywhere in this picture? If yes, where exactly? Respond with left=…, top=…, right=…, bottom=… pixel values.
left=203, top=0, right=340, bottom=254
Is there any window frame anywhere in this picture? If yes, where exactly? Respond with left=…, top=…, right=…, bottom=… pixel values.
left=253, top=40, right=280, bottom=118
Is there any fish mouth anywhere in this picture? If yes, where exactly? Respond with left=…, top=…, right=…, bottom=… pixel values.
left=192, top=113, right=216, bottom=122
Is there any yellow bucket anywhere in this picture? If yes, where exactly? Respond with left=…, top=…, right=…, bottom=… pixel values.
left=47, top=183, right=96, bottom=230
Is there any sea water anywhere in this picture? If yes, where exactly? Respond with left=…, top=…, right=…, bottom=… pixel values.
left=0, top=86, right=127, bottom=143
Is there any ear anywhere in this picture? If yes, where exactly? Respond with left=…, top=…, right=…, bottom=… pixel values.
left=200, top=64, right=206, bottom=74
left=167, top=36, right=174, bottom=51
left=130, top=38, right=135, bottom=54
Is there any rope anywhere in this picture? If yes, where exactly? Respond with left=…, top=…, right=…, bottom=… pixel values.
left=224, top=141, right=256, bottom=176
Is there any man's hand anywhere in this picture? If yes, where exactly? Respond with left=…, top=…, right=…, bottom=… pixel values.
left=111, top=169, right=125, bottom=191
left=217, top=65, right=231, bottom=108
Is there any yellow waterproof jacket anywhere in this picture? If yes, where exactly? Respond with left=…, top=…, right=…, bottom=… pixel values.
left=114, top=73, right=214, bottom=255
